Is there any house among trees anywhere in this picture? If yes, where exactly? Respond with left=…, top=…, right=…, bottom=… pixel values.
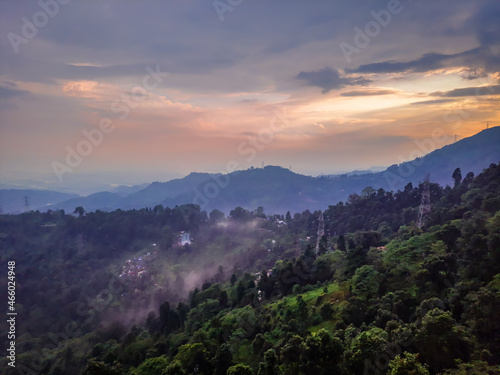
left=180, top=231, right=191, bottom=245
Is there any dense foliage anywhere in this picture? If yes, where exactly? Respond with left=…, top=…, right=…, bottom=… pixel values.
left=1, top=163, right=500, bottom=374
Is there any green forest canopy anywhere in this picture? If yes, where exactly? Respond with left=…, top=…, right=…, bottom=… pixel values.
left=0, top=163, right=499, bottom=374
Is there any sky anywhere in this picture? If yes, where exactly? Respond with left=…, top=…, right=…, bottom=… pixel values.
left=0, top=0, right=499, bottom=194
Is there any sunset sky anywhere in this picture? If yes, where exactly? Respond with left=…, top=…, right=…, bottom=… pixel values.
left=1, top=1, right=499, bottom=194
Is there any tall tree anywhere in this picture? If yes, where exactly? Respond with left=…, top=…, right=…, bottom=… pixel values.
left=337, top=234, right=346, bottom=252
left=452, top=168, right=462, bottom=187
left=212, top=343, right=234, bottom=375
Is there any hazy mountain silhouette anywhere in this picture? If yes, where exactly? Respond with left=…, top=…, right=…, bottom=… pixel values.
left=6, top=126, right=498, bottom=215
left=46, top=191, right=123, bottom=213
left=0, top=189, right=78, bottom=214
left=129, top=127, right=500, bottom=214
left=110, top=183, right=149, bottom=196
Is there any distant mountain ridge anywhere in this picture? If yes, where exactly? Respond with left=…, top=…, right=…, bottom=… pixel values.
left=2, top=127, right=499, bottom=215
left=46, top=191, right=124, bottom=213
left=0, top=189, right=78, bottom=214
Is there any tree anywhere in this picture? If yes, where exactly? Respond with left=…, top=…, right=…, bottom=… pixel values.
left=440, top=360, right=500, bottom=374
left=227, top=364, right=254, bottom=375
left=436, top=224, right=461, bottom=250
left=464, top=277, right=500, bottom=362
left=320, top=303, right=332, bottom=321
left=230, top=273, right=238, bottom=286
left=345, top=327, right=389, bottom=374
left=176, top=302, right=189, bottom=328
left=209, top=209, right=225, bottom=222
left=344, top=246, right=368, bottom=277
left=159, top=301, right=180, bottom=334
left=163, top=361, right=186, bottom=375
left=415, top=309, right=471, bottom=373
left=452, top=168, right=462, bottom=187
left=153, top=204, right=164, bottom=214
left=462, top=171, right=474, bottom=186
left=236, top=281, right=246, bottom=305
left=82, top=359, right=121, bottom=375
left=252, top=333, right=267, bottom=356
left=134, top=356, right=169, bottom=375
left=362, top=186, right=376, bottom=197
left=254, top=206, right=266, bottom=218
left=74, top=206, right=85, bottom=217
left=257, top=349, right=279, bottom=375
left=299, top=329, right=343, bottom=375
left=296, top=295, right=308, bottom=322
left=280, top=335, right=301, bottom=375
left=318, top=235, right=328, bottom=255
left=211, top=343, right=234, bottom=375
left=174, top=343, right=210, bottom=374
left=219, top=290, right=229, bottom=308
left=337, top=235, right=346, bottom=252
left=230, top=207, right=251, bottom=221
left=388, top=352, right=429, bottom=375
left=190, top=288, right=200, bottom=308
left=258, top=270, right=273, bottom=300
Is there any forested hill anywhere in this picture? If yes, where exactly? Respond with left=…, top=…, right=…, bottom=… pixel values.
left=0, top=163, right=499, bottom=374
left=15, top=126, right=500, bottom=215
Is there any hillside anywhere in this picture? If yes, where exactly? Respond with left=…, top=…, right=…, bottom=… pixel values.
left=119, top=172, right=216, bottom=210
left=35, top=127, right=500, bottom=215
left=1, top=162, right=499, bottom=374
left=381, top=126, right=500, bottom=188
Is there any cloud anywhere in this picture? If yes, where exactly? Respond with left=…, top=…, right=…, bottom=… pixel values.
left=1, top=1, right=498, bottom=185
left=410, top=99, right=455, bottom=106
left=469, top=1, right=500, bottom=48
left=346, top=50, right=472, bottom=74
left=340, top=89, right=398, bottom=97
left=239, top=99, right=259, bottom=104
left=430, top=84, right=500, bottom=97
left=461, top=67, right=488, bottom=80
left=346, top=3, right=500, bottom=77
left=62, top=81, right=99, bottom=97
left=0, top=85, right=30, bottom=100
left=348, top=46, right=499, bottom=78
left=296, top=67, right=370, bottom=93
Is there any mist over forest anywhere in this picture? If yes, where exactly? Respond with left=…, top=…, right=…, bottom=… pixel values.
left=2, top=1, right=500, bottom=374
left=1, top=161, right=500, bottom=374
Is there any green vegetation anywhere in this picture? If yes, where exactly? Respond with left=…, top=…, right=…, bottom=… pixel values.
left=1, top=163, right=500, bottom=374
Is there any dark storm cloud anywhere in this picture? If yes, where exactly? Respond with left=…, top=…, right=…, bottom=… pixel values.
left=430, top=85, right=500, bottom=97
left=296, top=67, right=370, bottom=94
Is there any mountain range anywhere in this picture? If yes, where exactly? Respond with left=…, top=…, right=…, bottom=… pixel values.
left=1, top=127, right=499, bottom=215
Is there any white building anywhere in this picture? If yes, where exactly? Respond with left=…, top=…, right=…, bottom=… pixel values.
left=180, top=231, right=191, bottom=245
